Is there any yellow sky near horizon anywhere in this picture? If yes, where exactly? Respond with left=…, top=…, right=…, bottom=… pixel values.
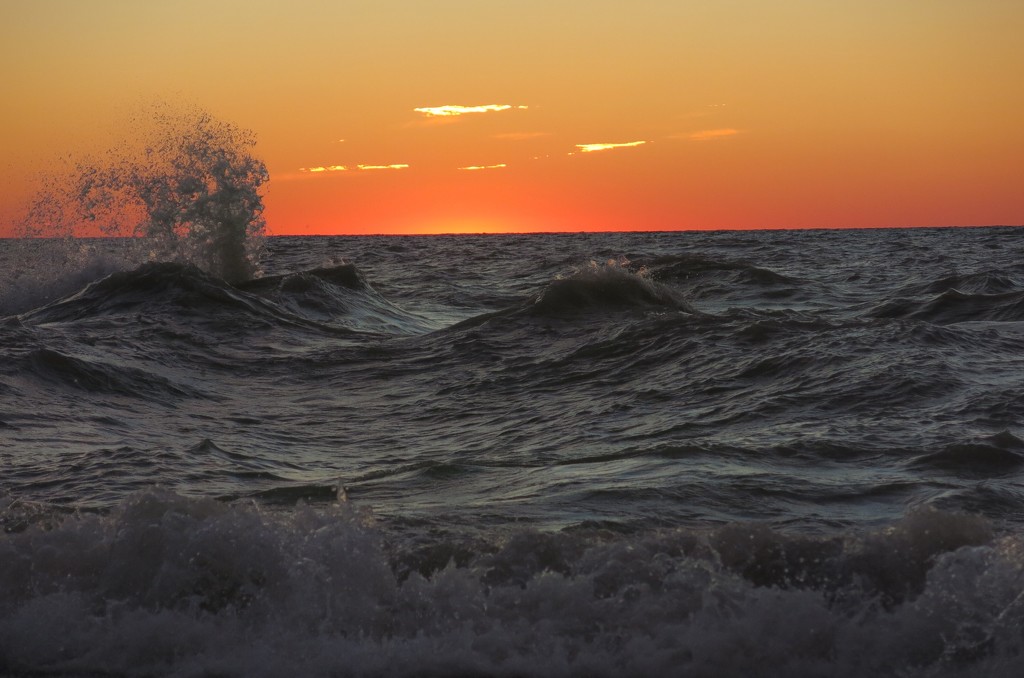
left=2, top=0, right=1022, bottom=235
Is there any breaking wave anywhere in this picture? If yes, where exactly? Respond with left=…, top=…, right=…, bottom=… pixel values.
left=3, top=490, right=1024, bottom=677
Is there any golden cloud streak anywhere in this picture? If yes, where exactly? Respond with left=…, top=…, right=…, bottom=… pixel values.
left=299, top=165, right=348, bottom=173
left=458, top=164, right=507, bottom=171
left=298, top=164, right=409, bottom=175
left=575, top=141, right=647, bottom=153
left=415, top=104, right=528, bottom=117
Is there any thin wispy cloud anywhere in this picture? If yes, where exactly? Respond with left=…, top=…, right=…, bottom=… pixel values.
left=415, top=104, right=528, bottom=117
left=458, top=164, right=507, bottom=171
left=299, top=165, right=348, bottom=173
left=574, top=141, right=647, bottom=153
left=297, top=164, right=409, bottom=175
left=682, top=128, right=743, bottom=141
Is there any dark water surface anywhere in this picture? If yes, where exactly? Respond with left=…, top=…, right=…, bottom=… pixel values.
left=3, top=227, right=1024, bottom=676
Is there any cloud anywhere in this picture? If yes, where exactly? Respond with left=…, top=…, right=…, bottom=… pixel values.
left=680, top=128, right=742, bottom=141
left=574, top=141, right=647, bottom=153
left=458, top=164, right=507, bottom=171
left=297, top=164, right=408, bottom=175
left=414, top=104, right=528, bottom=117
left=493, top=131, right=550, bottom=141
left=299, top=165, right=348, bottom=173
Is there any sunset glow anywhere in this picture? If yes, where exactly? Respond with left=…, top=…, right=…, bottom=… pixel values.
left=1, top=1, right=1022, bottom=235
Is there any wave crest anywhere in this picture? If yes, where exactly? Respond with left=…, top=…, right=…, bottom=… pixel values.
left=531, top=260, right=695, bottom=315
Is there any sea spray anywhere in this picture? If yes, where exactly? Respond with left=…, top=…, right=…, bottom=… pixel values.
left=15, top=104, right=268, bottom=283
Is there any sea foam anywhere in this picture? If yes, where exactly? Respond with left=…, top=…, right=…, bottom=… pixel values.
left=3, top=490, right=1023, bottom=677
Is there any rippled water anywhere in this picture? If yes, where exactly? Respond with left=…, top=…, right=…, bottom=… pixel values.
left=3, top=227, right=1024, bottom=676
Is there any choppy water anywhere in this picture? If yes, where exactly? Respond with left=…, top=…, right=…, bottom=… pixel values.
left=4, top=227, right=1024, bottom=677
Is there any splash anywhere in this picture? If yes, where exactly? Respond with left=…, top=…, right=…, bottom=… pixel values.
left=18, top=104, right=268, bottom=283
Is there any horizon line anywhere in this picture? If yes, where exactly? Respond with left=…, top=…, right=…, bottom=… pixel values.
left=263, top=223, right=1020, bottom=237
left=1, top=224, right=1019, bottom=240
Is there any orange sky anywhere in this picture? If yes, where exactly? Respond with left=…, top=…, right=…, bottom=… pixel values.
left=2, top=0, right=1022, bottom=236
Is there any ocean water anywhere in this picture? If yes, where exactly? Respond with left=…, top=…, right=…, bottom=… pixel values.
left=3, top=226, right=1024, bottom=676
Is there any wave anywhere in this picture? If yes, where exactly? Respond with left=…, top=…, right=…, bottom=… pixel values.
left=618, top=253, right=814, bottom=311
left=909, top=431, right=1024, bottom=475
left=2, top=490, right=1022, bottom=677
left=16, top=260, right=437, bottom=338
left=19, top=262, right=301, bottom=327
left=644, top=253, right=796, bottom=286
left=24, top=347, right=210, bottom=401
left=919, top=271, right=1024, bottom=296
left=529, top=261, right=695, bottom=316
left=242, top=264, right=441, bottom=335
left=868, top=289, right=1024, bottom=324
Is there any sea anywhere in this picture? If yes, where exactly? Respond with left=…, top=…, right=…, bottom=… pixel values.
left=3, top=225, right=1024, bottom=677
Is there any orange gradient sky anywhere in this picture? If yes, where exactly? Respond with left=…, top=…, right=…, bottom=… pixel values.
left=2, top=0, right=1022, bottom=235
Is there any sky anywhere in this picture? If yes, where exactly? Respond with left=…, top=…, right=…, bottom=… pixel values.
left=2, top=0, right=1022, bottom=236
